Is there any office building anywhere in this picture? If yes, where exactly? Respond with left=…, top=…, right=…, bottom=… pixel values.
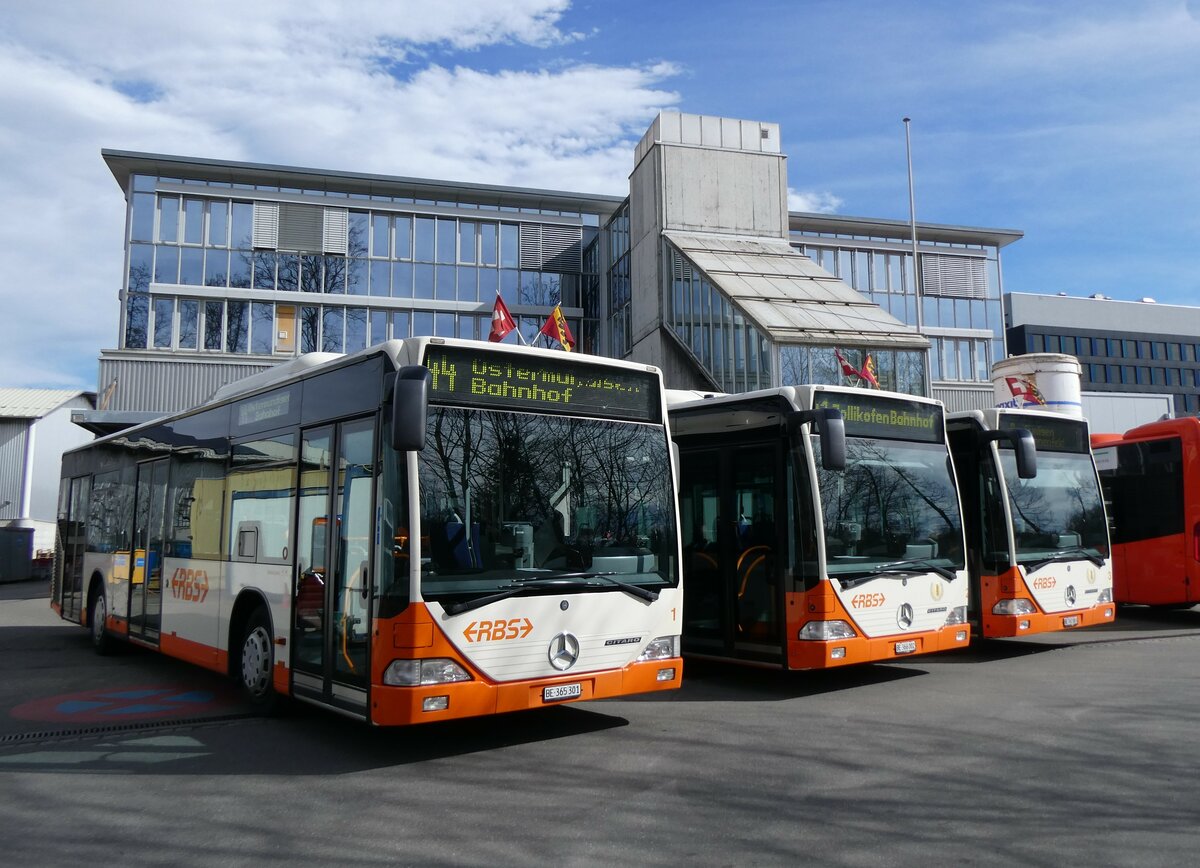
left=96, top=112, right=1022, bottom=415
left=1006, top=292, right=1200, bottom=417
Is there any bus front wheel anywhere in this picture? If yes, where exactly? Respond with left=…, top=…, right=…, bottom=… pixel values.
left=238, top=609, right=278, bottom=713
left=88, top=586, right=112, bottom=656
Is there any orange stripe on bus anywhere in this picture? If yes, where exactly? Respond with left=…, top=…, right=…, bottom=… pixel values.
left=784, top=588, right=968, bottom=669
left=369, top=602, right=680, bottom=725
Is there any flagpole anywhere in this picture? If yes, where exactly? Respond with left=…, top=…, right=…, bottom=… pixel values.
left=903, top=117, right=932, bottom=395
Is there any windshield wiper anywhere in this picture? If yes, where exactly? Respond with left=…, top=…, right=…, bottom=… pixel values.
left=838, top=558, right=958, bottom=585
left=1022, top=547, right=1106, bottom=573
left=441, top=573, right=657, bottom=616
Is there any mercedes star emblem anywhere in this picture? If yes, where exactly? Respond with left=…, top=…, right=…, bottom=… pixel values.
left=897, top=603, right=914, bottom=630
left=1065, top=585, right=1077, bottom=606
left=548, top=632, right=580, bottom=671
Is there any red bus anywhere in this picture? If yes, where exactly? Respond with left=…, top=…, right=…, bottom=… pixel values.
left=1092, top=417, right=1200, bottom=607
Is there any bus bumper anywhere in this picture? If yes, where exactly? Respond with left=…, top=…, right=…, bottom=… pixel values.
left=368, top=656, right=683, bottom=726
left=785, top=624, right=970, bottom=670
left=982, top=603, right=1116, bottom=638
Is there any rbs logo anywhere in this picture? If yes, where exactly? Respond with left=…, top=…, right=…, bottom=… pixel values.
left=170, top=568, right=209, bottom=603
left=1031, top=576, right=1057, bottom=590
left=850, top=592, right=886, bottom=609
left=463, top=618, right=533, bottom=643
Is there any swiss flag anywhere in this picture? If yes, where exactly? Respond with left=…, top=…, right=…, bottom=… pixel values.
left=488, top=294, right=517, bottom=342
left=833, top=348, right=859, bottom=379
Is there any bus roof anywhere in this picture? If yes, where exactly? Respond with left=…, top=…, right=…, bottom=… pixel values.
left=69, top=338, right=665, bottom=455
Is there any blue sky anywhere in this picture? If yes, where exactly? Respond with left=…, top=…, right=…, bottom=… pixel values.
left=2, top=0, right=1198, bottom=389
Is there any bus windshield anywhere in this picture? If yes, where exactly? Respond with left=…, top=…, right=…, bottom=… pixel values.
left=998, top=449, right=1109, bottom=563
left=815, top=437, right=965, bottom=579
left=415, top=406, right=677, bottom=604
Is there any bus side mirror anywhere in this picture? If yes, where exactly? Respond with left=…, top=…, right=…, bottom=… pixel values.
left=787, top=408, right=846, bottom=471
left=1009, top=429, right=1037, bottom=479
left=391, top=366, right=431, bottom=452
left=982, top=428, right=1037, bottom=479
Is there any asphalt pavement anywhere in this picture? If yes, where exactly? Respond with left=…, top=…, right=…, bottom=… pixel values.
left=2, top=578, right=1199, bottom=866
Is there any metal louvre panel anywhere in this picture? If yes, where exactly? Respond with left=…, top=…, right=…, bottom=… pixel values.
left=0, top=421, right=26, bottom=520
left=519, top=224, right=583, bottom=271
left=921, top=255, right=987, bottom=299
left=97, top=356, right=274, bottom=414
left=671, top=251, right=694, bottom=280
left=277, top=203, right=323, bottom=252
left=322, top=207, right=348, bottom=254
left=540, top=225, right=582, bottom=271
left=252, top=202, right=279, bottom=249
left=519, top=224, right=542, bottom=269
left=932, top=383, right=994, bottom=412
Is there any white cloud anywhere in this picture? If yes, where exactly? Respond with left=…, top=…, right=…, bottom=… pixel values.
left=0, top=2, right=680, bottom=388
left=787, top=189, right=842, bottom=214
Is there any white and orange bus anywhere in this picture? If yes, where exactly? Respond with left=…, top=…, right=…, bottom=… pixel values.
left=1091, top=417, right=1200, bottom=608
left=948, top=409, right=1114, bottom=637
left=667, top=386, right=970, bottom=669
left=53, top=338, right=682, bottom=724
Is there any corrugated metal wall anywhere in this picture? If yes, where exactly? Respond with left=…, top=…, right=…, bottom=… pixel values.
left=0, top=421, right=29, bottom=521
left=98, top=357, right=274, bottom=414
left=933, top=383, right=995, bottom=413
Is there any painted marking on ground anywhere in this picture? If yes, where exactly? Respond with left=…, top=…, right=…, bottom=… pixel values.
left=10, top=684, right=238, bottom=723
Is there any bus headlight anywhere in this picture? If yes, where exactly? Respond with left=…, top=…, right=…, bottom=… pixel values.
left=993, top=598, right=1036, bottom=616
left=798, top=620, right=857, bottom=641
left=1097, top=588, right=1113, bottom=603
left=637, top=636, right=680, bottom=661
left=383, top=658, right=472, bottom=686
left=944, top=606, right=968, bottom=626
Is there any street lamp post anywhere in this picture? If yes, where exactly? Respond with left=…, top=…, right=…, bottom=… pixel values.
left=903, top=117, right=932, bottom=395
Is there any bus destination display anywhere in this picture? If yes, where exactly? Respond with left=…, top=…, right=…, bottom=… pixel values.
left=423, top=346, right=660, bottom=422
left=813, top=391, right=943, bottom=443
left=999, top=414, right=1088, bottom=453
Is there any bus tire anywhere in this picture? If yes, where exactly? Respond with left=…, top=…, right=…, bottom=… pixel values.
left=237, top=608, right=279, bottom=714
left=88, top=584, right=112, bottom=656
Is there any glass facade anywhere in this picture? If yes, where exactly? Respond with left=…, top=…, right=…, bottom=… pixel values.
left=113, top=155, right=1014, bottom=411
left=663, top=246, right=924, bottom=395
left=607, top=203, right=631, bottom=359
left=793, top=232, right=1005, bottom=386
left=664, top=247, right=771, bottom=392
left=779, top=345, right=925, bottom=395
left=120, top=173, right=603, bottom=356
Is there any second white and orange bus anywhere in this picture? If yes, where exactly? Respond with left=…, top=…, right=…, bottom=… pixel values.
left=668, top=385, right=970, bottom=669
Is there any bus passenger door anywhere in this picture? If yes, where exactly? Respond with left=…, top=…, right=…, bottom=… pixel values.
left=730, top=443, right=784, bottom=660
left=292, top=418, right=375, bottom=713
left=57, top=475, right=91, bottom=622
left=130, top=458, right=169, bottom=643
left=679, top=450, right=726, bottom=651
left=679, top=441, right=785, bottom=663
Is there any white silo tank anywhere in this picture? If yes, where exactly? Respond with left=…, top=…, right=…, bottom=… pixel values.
left=992, top=353, right=1083, bottom=418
